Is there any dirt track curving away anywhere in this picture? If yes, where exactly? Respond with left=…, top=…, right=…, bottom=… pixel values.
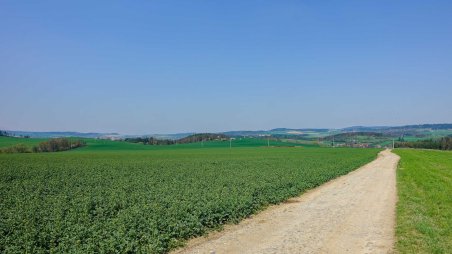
left=173, top=150, right=400, bottom=254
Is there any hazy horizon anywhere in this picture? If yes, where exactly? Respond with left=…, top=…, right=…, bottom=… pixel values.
left=3, top=122, right=452, bottom=136
left=1, top=1, right=451, bottom=134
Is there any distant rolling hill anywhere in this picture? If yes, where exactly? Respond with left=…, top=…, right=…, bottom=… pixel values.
left=5, top=123, right=451, bottom=140
left=5, top=131, right=119, bottom=139
left=341, top=124, right=452, bottom=132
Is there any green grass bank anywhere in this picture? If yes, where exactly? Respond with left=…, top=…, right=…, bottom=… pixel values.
left=394, top=149, right=452, bottom=253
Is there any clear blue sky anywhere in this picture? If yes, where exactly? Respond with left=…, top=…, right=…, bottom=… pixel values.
left=1, top=1, right=451, bottom=134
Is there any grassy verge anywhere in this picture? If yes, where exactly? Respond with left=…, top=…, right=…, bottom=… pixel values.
left=394, top=149, right=452, bottom=253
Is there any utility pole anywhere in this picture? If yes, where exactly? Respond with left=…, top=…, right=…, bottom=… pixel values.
left=332, top=135, right=335, bottom=147
left=392, top=139, right=395, bottom=149
left=267, top=137, right=270, bottom=147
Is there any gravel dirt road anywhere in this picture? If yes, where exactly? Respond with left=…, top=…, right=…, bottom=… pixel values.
left=173, top=149, right=400, bottom=254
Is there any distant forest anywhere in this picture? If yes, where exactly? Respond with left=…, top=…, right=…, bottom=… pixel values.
left=389, top=123, right=452, bottom=130
left=395, top=137, right=452, bottom=150
left=125, top=133, right=229, bottom=145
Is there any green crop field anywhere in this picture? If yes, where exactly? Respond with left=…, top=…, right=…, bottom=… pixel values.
left=0, top=143, right=379, bottom=253
left=0, top=136, right=47, bottom=148
left=77, top=137, right=313, bottom=152
left=394, top=149, right=452, bottom=253
left=0, top=136, right=313, bottom=152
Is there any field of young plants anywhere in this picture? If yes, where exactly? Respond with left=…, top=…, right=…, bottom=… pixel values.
left=0, top=145, right=379, bottom=253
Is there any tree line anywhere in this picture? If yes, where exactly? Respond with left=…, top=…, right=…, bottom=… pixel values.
left=125, top=133, right=230, bottom=145
left=33, top=138, right=86, bottom=152
left=124, top=137, right=175, bottom=145
left=395, top=137, right=452, bottom=150
left=0, top=138, right=86, bottom=154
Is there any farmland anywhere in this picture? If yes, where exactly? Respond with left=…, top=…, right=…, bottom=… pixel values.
left=394, top=149, right=452, bottom=253
left=0, top=136, right=47, bottom=148
left=0, top=144, right=379, bottom=253
left=0, top=136, right=311, bottom=152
